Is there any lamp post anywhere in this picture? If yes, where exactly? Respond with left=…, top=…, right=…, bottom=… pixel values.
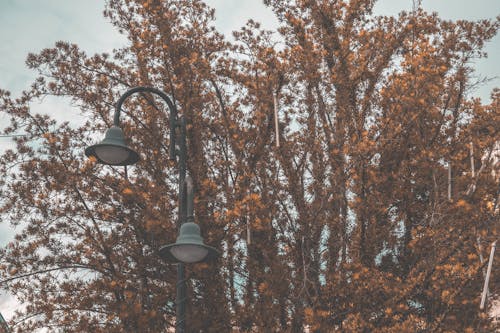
left=85, top=86, right=219, bottom=333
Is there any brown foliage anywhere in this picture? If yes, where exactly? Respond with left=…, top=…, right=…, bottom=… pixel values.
left=0, top=0, right=498, bottom=331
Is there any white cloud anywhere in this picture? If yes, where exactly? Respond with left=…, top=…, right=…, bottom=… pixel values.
left=0, top=0, right=126, bottom=97
left=206, top=0, right=279, bottom=37
left=0, top=290, right=21, bottom=322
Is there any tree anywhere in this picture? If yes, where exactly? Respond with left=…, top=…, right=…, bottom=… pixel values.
left=0, top=0, right=498, bottom=331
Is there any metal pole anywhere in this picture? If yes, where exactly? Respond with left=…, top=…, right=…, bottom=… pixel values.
left=176, top=116, right=188, bottom=333
left=480, top=241, right=496, bottom=310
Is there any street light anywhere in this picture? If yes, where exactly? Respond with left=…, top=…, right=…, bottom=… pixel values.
left=85, top=86, right=219, bottom=333
left=160, top=175, right=218, bottom=263
left=84, top=126, right=139, bottom=165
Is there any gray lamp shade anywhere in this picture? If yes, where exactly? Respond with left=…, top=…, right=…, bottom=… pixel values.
left=160, top=222, right=219, bottom=263
left=85, top=126, right=139, bottom=166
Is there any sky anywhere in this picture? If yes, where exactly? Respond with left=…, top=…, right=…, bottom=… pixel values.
left=0, top=0, right=498, bottom=324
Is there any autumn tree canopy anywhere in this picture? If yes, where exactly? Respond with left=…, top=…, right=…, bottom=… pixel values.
left=0, top=0, right=499, bottom=332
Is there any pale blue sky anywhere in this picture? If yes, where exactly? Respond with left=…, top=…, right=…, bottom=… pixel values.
left=0, top=0, right=498, bottom=322
left=0, top=0, right=498, bottom=98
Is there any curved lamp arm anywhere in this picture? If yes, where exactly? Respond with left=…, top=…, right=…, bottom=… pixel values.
left=85, top=86, right=182, bottom=165
left=113, top=86, right=179, bottom=160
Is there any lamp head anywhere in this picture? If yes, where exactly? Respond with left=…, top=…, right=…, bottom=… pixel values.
left=85, top=126, right=139, bottom=166
left=160, top=222, right=219, bottom=263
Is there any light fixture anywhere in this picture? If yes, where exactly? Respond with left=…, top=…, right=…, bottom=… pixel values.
left=85, top=126, right=139, bottom=166
left=160, top=222, right=219, bottom=263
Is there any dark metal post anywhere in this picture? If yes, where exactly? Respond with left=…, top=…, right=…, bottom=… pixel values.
left=176, top=116, right=188, bottom=333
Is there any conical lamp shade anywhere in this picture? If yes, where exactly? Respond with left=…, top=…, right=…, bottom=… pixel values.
left=85, top=126, right=139, bottom=166
left=160, top=222, right=219, bottom=263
